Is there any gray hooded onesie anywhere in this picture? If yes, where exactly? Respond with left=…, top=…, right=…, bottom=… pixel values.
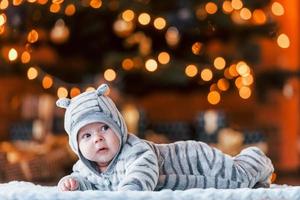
left=57, top=84, right=274, bottom=191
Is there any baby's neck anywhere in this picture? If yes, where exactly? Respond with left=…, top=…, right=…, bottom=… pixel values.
left=98, top=165, right=108, bottom=173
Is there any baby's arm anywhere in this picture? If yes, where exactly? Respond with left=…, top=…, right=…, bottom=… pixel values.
left=58, top=176, right=79, bottom=191
left=57, top=161, right=95, bottom=191
left=57, top=174, right=94, bottom=191
left=118, top=142, right=159, bottom=191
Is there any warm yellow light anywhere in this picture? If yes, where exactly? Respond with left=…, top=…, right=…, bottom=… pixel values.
left=185, top=64, right=198, bottom=77
left=37, top=0, right=48, bottom=5
left=224, top=68, right=233, bottom=79
left=13, top=0, right=23, bottom=6
left=0, top=14, right=6, bottom=26
left=207, top=91, right=221, bottom=105
left=52, top=0, right=64, bottom=4
left=145, top=59, right=158, bottom=72
left=191, top=42, right=202, bottom=55
left=235, top=77, right=243, bottom=88
left=90, top=0, right=102, bottom=9
left=104, top=68, right=117, bottom=81
left=277, top=33, right=290, bottom=48
left=229, top=64, right=239, bottom=77
left=65, top=4, right=76, bottom=16
left=214, top=57, right=226, bottom=70
left=70, top=87, right=81, bottom=98
left=138, top=13, right=151, bottom=25
left=153, top=17, right=166, bottom=30
left=50, top=3, right=61, bottom=13
left=42, top=75, right=53, bottom=89
left=21, top=51, right=31, bottom=63
left=231, top=0, right=243, bottom=10
left=27, top=67, right=38, bottom=80
left=205, top=2, right=218, bottom=14
left=8, top=48, right=18, bottom=61
left=217, top=78, right=230, bottom=91
left=239, top=86, right=251, bottom=99
left=201, top=68, right=213, bottom=81
left=236, top=61, right=250, bottom=76
left=252, top=9, right=266, bottom=25
left=222, top=1, right=233, bottom=13
left=210, top=83, right=218, bottom=91
left=85, top=87, right=95, bottom=92
left=0, top=0, right=9, bottom=10
left=271, top=2, right=284, bottom=16
left=241, top=74, right=254, bottom=86
left=231, top=10, right=244, bottom=24
left=0, top=25, right=5, bottom=35
left=122, top=9, right=135, bottom=22
left=113, top=19, right=134, bottom=38
left=27, top=29, right=39, bottom=43
left=50, top=19, right=70, bottom=44
left=240, top=8, right=252, bottom=20
left=158, top=52, right=170, bottom=64
left=122, top=58, right=134, bottom=70
left=57, top=87, right=68, bottom=98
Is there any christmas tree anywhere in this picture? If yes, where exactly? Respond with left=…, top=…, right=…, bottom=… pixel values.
left=0, top=0, right=290, bottom=104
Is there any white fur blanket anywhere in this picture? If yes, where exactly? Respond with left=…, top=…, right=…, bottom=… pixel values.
left=0, top=181, right=299, bottom=200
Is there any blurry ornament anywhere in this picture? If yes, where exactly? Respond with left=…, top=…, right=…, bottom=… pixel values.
left=27, top=29, right=39, bottom=43
left=113, top=19, right=134, bottom=38
left=32, top=119, right=45, bottom=141
left=191, top=42, right=202, bottom=55
left=283, top=81, right=294, bottom=99
left=121, top=103, right=140, bottom=134
left=165, top=26, right=180, bottom=48
left=50, top=19, right=70, bottom=44
left=217, top=128, right=244, bottom=156
left=139, top=36, right=152, bottom=56
left=203, top=110, right=219, bottom=134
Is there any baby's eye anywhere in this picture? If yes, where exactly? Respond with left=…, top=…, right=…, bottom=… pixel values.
left=82, top=133, right=91, bottom=139
left=101, top=125, right=109, bottom=132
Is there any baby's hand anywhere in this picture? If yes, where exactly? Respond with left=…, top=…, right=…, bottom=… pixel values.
left=59, top=178, right=79, bottom=191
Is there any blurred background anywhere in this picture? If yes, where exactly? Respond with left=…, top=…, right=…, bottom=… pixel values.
left=0, top=0, right=299, bottom=186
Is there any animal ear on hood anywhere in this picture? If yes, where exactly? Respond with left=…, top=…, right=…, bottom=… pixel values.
left=96, top=83, right=110, bottom=96
left=56, top=98, right=71, bottom=109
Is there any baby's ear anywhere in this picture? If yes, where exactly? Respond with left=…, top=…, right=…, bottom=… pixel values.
left=56, top=98, right=71, bottom=109
left=96, top=83, right=110, bottom=96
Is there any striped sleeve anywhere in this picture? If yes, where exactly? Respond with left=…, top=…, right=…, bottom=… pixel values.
left=118, top=142, right=159, bottom=191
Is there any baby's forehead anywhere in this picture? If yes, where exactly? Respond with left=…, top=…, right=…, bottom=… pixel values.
left=79, top=122, right=108, bottom=131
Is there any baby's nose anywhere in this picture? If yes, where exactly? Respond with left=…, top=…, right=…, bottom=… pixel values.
left=94, top=133, right=104, bottom=143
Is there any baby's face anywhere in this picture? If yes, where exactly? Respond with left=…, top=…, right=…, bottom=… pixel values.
left=78, top=122, right=120, bottom=172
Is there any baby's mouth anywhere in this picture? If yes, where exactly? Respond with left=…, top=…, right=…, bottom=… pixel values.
left=97, top=147, right=108, bottom=153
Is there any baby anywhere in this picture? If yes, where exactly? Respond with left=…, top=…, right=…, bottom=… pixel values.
left=57, top=84, right=274, bottom=191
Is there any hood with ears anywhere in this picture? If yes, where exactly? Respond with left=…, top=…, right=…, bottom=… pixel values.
left=56, top=84, right=128, bottom=173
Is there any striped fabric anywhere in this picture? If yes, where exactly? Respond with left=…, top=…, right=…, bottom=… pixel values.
left=59, top=134, right=273, bottom=191
left=57, top=84, right=274, bottom=191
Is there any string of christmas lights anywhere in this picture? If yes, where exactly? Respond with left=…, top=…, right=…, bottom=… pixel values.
left=0, top=0, right=290, bottom=104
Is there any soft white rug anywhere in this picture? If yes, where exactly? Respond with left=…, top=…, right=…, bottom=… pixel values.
left=0, top=181, right=299, bottom=200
